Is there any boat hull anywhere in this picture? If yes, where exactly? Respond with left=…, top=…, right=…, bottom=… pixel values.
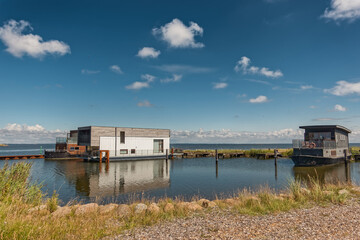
left=291, top=155, right=350, bottom=167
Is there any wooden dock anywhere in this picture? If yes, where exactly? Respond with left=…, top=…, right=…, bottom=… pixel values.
left=0, top=155, right=44, bottom=160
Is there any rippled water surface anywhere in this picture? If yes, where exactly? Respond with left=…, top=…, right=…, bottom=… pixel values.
left=1, top=144, right=360, bottom=204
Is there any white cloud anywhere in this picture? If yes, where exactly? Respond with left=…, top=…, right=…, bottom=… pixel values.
left=137, top=100, right=154, bottom=107
left=161, top=74, right=182, bottom=83
left=152, top=18, right=204, bottom=48
left=0, top=20, right=70, bottom=58
left=171, top=128, right=303, bottom=143
left=322, top=0, right=360, bottom=21
left=334, top=104, right=347, bottom=111
left=81, top=69, right=100, bottom=74
left=213, top=82, right=228, bottom=89
left=110, top=65, right=123, bottom=74
left=325, top=80, right=360, bottom=96
left=234, top=56, right=283, bottom=78
left=137, top=47, right=160, bottom=59
left=125, top=74, right=155, bottom=90
left=0, top=123, right=66, bottom=143
left=249, top=95, right=269, bottom=103
left=300, top=85, right=313, bottom=90
left=155, top=64, right=213, bottom=73
left=309, top=105, right=317, bottom=109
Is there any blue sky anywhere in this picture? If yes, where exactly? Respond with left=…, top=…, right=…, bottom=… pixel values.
left=1, top=0, right=360, bottom=143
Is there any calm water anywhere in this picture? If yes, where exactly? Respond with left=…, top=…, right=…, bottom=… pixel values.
left=1, top=143, right=360, bottom=205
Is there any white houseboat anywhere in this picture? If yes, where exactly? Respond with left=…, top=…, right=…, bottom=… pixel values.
left=77, top=126, right=170, bottom=161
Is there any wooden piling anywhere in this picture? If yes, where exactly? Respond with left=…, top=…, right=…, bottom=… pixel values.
left=166, top=149, right=169, bottom=161
left=215, top=149, right=218, bottom=162
left=274, top=149, right=278, bottom=167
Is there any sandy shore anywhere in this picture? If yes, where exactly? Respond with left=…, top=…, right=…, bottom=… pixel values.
left=116, top=200, right=360, bottom=240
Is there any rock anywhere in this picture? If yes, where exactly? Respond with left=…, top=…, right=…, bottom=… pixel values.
left=147, top=203, right=160, bottom=214
left=117, top=204, right=131, bottom=217
left=164, top=203, right=175, bottom=213
left=225, top=199, right=236, bottom=205
left=52, top=206, right=72, bottom=218
left=99, top=204, right=118, bottom=214
left=135, top=203, right=147, bottom=214
left=198, top=199, right=210, bottom=208
left=176, top=202, right=190, bottom=209
left=28, top=204, right=49, bottom=215
left=187, top=202, right=202, bottom=211
left=74, top=203, right=98, bottom=216
left=300, top=188, right=311, bottom=194
left=339, top=189, right=349, bottom=195
left=208, top=201, right=217, bottom=208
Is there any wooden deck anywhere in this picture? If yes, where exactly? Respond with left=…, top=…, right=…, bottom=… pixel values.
left=0, top=155, right=44, bottom=160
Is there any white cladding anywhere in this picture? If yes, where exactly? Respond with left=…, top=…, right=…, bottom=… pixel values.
left=100, top=136, right=170, bottom=157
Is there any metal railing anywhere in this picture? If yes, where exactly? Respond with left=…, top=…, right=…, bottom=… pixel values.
left=292, top=139, right=336, bottom=149
left=56, top=137, right=67, bottom=144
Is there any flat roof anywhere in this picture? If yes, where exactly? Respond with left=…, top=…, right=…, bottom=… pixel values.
left=299, top=125, right=351, bottom=133
left=77, top=126, right=170, bottom=131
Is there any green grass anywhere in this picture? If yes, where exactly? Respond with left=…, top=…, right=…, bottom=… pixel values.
left=0, top=162, right=359, bottom=239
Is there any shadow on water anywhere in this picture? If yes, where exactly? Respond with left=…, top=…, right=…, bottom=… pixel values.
left=292, top=163, right=351, bottom=185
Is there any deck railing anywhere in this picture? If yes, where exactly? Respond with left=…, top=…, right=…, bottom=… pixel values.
left=292, top=139, right=336, bottom=149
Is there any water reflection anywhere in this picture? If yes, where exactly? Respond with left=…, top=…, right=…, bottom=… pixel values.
left=56, top=159, right=170, bottom=198
left=293, top=163, right=350, bottom=185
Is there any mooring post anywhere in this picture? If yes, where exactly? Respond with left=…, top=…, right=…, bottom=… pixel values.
left=274, top=149, right=278, bottom=167
left=166, top=149, right=169, bottom=161
left=344, top=149, right=348, bottom=166
left=171, top=148, right=174, bottom=159
left=215, top=149, right=218, bottom=162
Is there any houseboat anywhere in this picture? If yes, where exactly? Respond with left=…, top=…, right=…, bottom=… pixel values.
left=77, top=126, right=170, bottom=162
left=292, top=125, right=351, bottom=167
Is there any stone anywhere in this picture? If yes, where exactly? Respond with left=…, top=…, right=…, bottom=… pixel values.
left=52, top=206, right=72, bottom=218
left=300, top=188, right=311, bottom=195
left=187, top=202, right=202, bottom=211
left=225, top=199, right=236, bottom=205
left=339, top=189, right=349, bottom=195
left=28, top=204, right=49, bottom=215
left=208, top=201, right=217, bottom=208
left=147, top=203, right=160, bottom=214
left=99, top=204, right=118, bottom=214
left=176, top=202, right=190, bottom=209
left=134, top=203, right=147, bottom=214
left=74, top=203, right=98, bottom=216
left=198, top=199, right=210, bottom=208
left=117, top=204, right=131, bottom=217
left=164, top=203, right=175, bottom=213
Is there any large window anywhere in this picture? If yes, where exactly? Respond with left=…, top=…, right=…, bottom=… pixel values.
left=120, top=131, right=125, bottom=144
left=308, top=132, right=331, bottom=141
left=153, top=139, right=164, bottom=153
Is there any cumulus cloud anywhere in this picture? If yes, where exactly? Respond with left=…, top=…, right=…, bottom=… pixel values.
left=160, top=74, right=182, bottom=83
left=249, top=95, right=269, bottom=103
left=137, top=100, right=154, bottom=107
left=109, top=65, right=123, bottom=74
left=137, top=47, right=160, bottom=59
left=0, top=123, right=66, bottom=143
left=171, top=128, right=303, bottom=143
left=322, top=0, right=360, bottom=21
left=125, top=74, right=155, bottom=90
left=152, top=18, right=204, bottom=48
left=81, top=69, right=100, bottom=74
left=213, top=82, right=228, bottom=89
left=325, top=80, right=360, bottom=96
left=0, top=20, right=70, bottom=58
left=334, top=104, right=347, bottom=111
left=234, top=56, right=283, bottom=78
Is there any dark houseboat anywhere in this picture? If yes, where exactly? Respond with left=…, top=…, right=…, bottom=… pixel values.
left=292, top=125, right=351, bottom=167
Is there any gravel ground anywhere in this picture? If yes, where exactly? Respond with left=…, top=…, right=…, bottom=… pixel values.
left=115, top=200, right=360, bottom=240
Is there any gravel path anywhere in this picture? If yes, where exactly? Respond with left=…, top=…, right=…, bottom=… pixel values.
left=116, top=200, right=360, bottom=240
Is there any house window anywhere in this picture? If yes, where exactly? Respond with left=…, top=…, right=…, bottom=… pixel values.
left=131, top=149, right=136, bottom=154
left=75, top=147, right=79, bottom=150
left=70, top=147, right=75, bottom=151
left=153, top=139, right=164, bottom=153
left=120, top=131, right=125, bottom=144
left=120, top=149, right=128, bottom=154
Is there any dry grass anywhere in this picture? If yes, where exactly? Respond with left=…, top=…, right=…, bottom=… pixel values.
left=1, top=162, right=359, bottom=239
